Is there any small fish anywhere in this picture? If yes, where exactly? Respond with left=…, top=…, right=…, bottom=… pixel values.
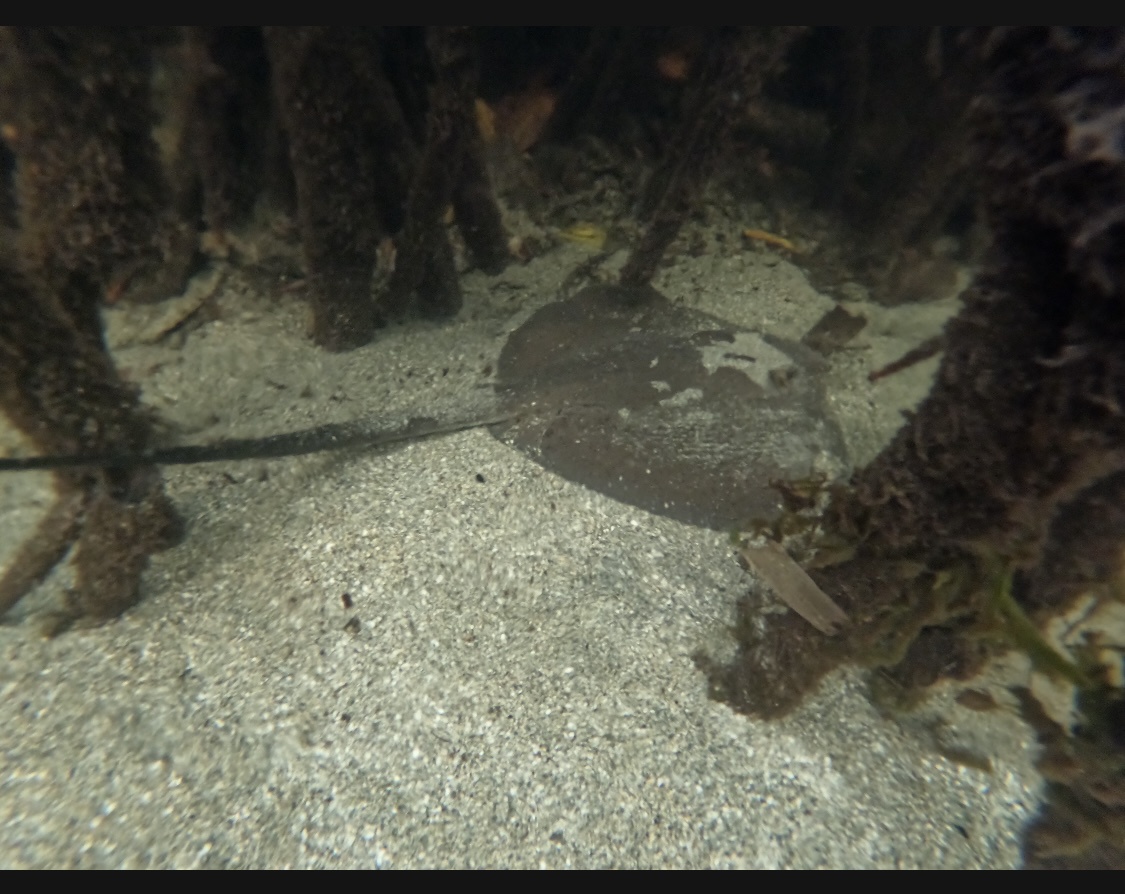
left=737, top=539, right=848, bottom=635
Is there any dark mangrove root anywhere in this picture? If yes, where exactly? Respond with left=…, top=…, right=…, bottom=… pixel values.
left=452, top=136, right=510, bottom=276
left=815, top=27, right=872, bottom=211
left=379, top=27, right=504, bottom=320
left=619, top=27, right=801, bottom=291
left=0, top=488, right=84, bottom=618
left=265, top=26, right=415, bottom=350
left=380, top=26, right=477, bottom=321
left=0, top=29, right=188, bottom=620
left=0, top=466, right=184, bottom=625
left=0, top=27, right=196, bottom=325
left=67, top=466, right=183, bottom=621
left=0, top=262, right=183, bottom=620
left=174, top=27, right=274, bottom=239
left=447, top=34, right=509, bottom=276
left=704, top=28, right=1125, bottom=718
left=0, top=266, right=154, bottom=472
left=541, top=27, right=620, bottom=145
left=1021, top=469, right=1125, bottom=620
left=861, top=34, right=979, bottom=303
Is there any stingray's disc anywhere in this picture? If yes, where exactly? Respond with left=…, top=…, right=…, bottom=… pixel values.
left=495, top=285, right=849, bottom=530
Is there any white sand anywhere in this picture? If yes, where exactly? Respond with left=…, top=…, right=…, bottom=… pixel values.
left=0, top=242, right=1042, bottom=868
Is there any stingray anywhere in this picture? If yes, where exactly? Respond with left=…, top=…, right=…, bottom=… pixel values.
left=0, top=284, right=850, bottom=534
left=493, top=284, right=849, bottom=530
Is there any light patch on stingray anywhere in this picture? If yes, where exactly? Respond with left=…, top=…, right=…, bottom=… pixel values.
left=699, top=331, right=795, bottom=390
left=659, top=387, right=703, bottom=408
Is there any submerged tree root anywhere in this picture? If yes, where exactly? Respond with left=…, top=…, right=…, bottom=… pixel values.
left=0, top=469, right=183, bottom=626
left=0, top=489, right=84, bottom=618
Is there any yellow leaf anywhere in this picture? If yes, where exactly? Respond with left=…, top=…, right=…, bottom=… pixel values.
left=559, top=223, right=607, bottom=251
left=475, top=98, right=497, bottom=144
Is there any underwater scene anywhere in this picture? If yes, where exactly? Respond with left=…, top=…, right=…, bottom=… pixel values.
left=0, top=27, right=1122, bottom=868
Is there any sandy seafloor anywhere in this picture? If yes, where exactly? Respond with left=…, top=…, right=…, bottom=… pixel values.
left=0, top=240, right=1051, bottom=868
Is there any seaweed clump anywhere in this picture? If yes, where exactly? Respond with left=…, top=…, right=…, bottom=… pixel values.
left=1017, top=682, right=1125, bottom=867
